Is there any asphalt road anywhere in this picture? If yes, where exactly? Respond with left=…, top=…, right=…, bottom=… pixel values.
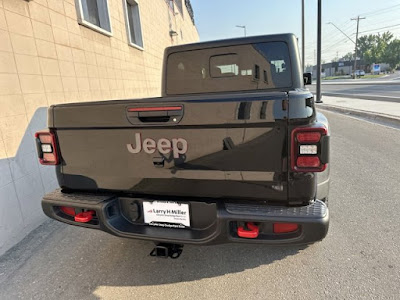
left=1, top=111, right=400, bottom=300
left=309, top=82, right=400, bottom=102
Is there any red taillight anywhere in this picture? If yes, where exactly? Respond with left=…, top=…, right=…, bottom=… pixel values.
left=273, top=223, right=299, bottom=233
left=297, top=156, right=321, bottom=168
left=35, top=131, right=59, bottom=165
left=291, top=126, right=328, bottom=172
left=297, top=132, right=321, bottom=143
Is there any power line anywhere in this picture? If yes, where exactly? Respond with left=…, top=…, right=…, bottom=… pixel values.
left=322, top=36, right=352, bottom=52
left=323, top=22, right=354, bottom=41
left=323, top=21, right=361, bottom=45
left=356, top=10, right=400, bottom=32
left=322, top=22, right=361, bottom=46
left=360, top=3, right=400, bottom=17
left=306, top=4, right=400, bottom=65
left=322, top=20, right=353, bottom=40
left=320, top=21, right=400, bottom=59
left=308, top=32, right=352, bottom=50
left=358, top=23, right=400, bottom=34
left=362, top=8, right=400, bottom=22
left=315, top=21, right=355, bottom=48
left=327, top=22, right=356, bottom=44
left=319, top=4, right=400, bottom=50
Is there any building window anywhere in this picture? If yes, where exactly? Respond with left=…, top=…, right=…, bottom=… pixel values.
left=123, top=0, right=144, bottom=49
left=76, top=0, right=112, bottom=36
left=166, top=0, right=174, bottom=11
left=175, top=0, right=183, bottom=15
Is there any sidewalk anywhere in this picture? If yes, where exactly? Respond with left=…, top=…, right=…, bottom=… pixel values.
left=316, top=96, right=400, bottom=128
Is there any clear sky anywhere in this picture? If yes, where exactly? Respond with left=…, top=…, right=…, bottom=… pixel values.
left=191, top=0, right=400, bottom=66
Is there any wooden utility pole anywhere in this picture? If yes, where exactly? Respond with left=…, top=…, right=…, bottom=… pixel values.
left=351, top=16, right=366, bottom=78
left=302, top=0, right=305, bottom=72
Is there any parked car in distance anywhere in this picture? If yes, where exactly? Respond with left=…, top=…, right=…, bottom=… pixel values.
left=355, top=70, right=365, bottom=76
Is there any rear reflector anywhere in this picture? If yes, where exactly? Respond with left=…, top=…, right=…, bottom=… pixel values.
left=273, top=223, right=299, bottom=233
left=35, top=131, right=59, bottom=165
left=127, top=106, right=182, bottom=112
left=297, top=156, right=321, bottom=168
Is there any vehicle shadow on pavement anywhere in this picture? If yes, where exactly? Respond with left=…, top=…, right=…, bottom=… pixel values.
left=0, top=220, right=307, bottom=299
left=101, top=237, right=306, bottom=286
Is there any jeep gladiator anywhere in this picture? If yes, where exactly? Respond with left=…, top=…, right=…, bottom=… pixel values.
left=36, top=34, right=330, bottom=257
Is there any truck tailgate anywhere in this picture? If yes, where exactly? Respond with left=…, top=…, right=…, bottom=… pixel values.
left=51, top=92, right=289, bottom=202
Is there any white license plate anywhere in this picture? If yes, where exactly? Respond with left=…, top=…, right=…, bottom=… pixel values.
left=143, top=201, right=190, bottom=228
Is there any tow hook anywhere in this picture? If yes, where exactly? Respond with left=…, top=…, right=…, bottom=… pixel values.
left=237, top=222, right=260, bottom=238
left=150, top=243, right=184, bottom=259
left=74, top=210, right=95, bottom=223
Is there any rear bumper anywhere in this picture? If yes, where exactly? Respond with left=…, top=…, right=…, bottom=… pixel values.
left=42, top=189, right=329, bottom=245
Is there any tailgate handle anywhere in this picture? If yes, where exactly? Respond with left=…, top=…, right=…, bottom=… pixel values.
left=127, top=106, right=183, bottom=124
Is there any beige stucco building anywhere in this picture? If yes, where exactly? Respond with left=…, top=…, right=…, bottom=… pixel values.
left=0, top=0, right=199, bottom=255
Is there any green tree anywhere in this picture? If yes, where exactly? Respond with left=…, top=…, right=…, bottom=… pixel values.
left=341, top=52, right=354, bottom=61
left=357, top=32, right=394, bottom=64
left=383, top=39, right=400, bottom=69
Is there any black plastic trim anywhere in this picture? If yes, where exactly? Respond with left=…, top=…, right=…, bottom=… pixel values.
left=42, top=189, right=329, bottom=246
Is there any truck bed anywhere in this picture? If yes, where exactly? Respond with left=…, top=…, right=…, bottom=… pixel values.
left=49, top=91, right=290, bottom=203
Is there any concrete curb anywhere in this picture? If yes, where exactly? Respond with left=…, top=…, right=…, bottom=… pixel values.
left=320, top=92, right=400, bottom=103
left=318, top=81, right=400, bottom=86
left=316, top=104, right=400, bottom=128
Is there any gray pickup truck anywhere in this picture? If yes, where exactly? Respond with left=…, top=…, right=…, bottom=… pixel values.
left=36, top=34, right=330, bottom=258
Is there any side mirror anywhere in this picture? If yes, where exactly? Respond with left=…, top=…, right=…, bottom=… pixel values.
left=303, top=73, right=312, bottom=85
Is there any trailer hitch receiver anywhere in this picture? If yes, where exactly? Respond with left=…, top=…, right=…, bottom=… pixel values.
left=150, top=243, right=184, bottom=259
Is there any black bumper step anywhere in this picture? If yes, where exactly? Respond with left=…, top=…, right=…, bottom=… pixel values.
left=43, top=189, right=115, bottom=205
left=42, top=189, right=329, bottom=245
left=225, top=200, right=327, bottom=218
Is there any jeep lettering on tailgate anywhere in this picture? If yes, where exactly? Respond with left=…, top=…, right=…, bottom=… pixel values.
left=127, top=133, right=188, bottom=158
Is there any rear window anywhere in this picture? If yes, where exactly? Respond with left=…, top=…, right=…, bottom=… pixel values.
left=166, top=42, right=292, bottom=95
